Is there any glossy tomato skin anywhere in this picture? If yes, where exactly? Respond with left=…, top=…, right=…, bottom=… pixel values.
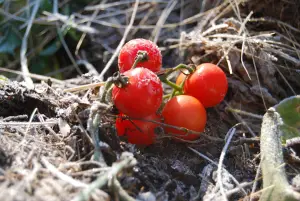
left=183, top=63, right=228, bottom=108
left=112, top=67, right=163, bottom=118
left=162, top=95, right=207, bottom=141
left=116, top=113, right=162, bottom=145
left=118, top=38, right=162, bottom=73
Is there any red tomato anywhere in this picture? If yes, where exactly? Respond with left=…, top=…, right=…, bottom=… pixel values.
left=116, top=113, right=162, bottom=145
left=112, top=67, right=163, bottom=118
left=183, top=63, right=228, bottom=107
left=118, top=38, right=162, bottom=73
left=162, top=95, right=207, bottom=141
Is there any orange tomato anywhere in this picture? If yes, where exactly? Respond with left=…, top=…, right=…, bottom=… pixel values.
left=162, top=95, right=207, bottom=141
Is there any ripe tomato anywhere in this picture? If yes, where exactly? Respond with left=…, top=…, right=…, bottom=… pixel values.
left=116, top=113, right=162, bottom=145
left=162, top=95, right=207, bottom=141
left=118, top=38, right=162, bottom=73
left=182, top=63, right=228, bottom=108
left=112, top=67, right=163, bottom=118
left=175, top=70, right=189, bottom=86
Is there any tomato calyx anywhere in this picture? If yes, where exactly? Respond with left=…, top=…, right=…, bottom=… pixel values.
left=100, top=72, right=129, bottom=103
left=111, top=71, right=129, bottom=88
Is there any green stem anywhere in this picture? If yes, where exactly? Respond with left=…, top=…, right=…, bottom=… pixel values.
left=163, top=94, right=171, bottom=100
left=164, top=63, right=195, bottom=77
left=174, top=63, right=195, bottom=72
left=105, top=85, right=114, bottom=103
left=170, top=89, right=177, bottom=98
left=91, top=113, right=102, bottom=162
left=163, top=79, right=182, bottom=92
left=173, top=74, right=187, bottom=96
left=100, top=80, right=113, bottom=103
left=163, top=90, right=182, bottom=100
left=131, top=51, right=148, bottom=69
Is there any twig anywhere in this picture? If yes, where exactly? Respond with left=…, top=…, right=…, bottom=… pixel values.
left=151, top=0, right=177, bottom=43
left=250, top=160, right=261, bottom=201
left=84, top=0, right=167, bottom=11
left=75, top=9, right=100, bottom=56
left=0, top=121, right=58, bottom=127
left=225, top=101, right=257, bottom=137
left=2, top=115, right=28, bottom=122
left=188, top=146, right=247, bottom=198
left=71, top=152, right=137, bottom=201
left=226, top=107, right=263, bottom=119
left=216, top=10, right=253, bottom=77
left=16, top=108, right=38, bottom=153
left=99, top=0, right=140, bottom=80
left=40, top=12, right=99, bottom=34
left=86, top=101, right=110, bottom=164
left=76, top=60, right=99, bottom=76
left=231, top=137, right=260, bottom=146
left=0, top=67, right=65, bottom=85
left=63, top=82, right=105, bottom=93
left=0, top=1, right=35, bottom=25
left=20, top=0, right=41, bottom=89
left=217, top=127, right=236, bottom=201
left=24, top=108, right=38, bottom=136
left=109, top=176, right=135, bottom=201
left=53, top=0, right=83, bottom=75
left=188, top=147, right=219, bottom=166
left=247, top=17, right=300, bottom=34
left=225, top=181, right=253, bottom=198
left=41, top=157, right=88, bottom=188
left=249, top=46, right=268, bottom=110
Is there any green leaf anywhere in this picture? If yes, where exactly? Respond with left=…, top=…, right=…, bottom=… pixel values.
left=275, top=95, right=300, bottom=128
left=30, top=57, right=48, bottom=75
left=39, top=0, right=52, bottom=13
left=67, top=28, right=81, bottom=41
left=275, top=95, right=300, bottom=142
left=0, top=27, right=22, bottom=55
left=39, top=39, right=61, bottom=56
left=280, top=124, right=300, bottom=144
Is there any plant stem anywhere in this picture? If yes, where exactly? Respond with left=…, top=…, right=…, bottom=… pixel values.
left=163, top=94, right=171, bottom=100
left=131, top=51, right=148, bottom=69
left=163, top=79, right=182, bottom=92
left=174, top=63, right=195, bottom=73
left=260, top=108, right=300, bottom=201
left=100, top=79, right=113, bottom=103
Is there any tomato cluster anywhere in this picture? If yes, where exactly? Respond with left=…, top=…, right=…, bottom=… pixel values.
left=111, top=38, right=228, bottom=145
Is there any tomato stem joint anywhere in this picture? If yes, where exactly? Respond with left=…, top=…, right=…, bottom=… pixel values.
left=111, top=72, right=129, bottom=88
left=131, top=51, right=149, bottom=69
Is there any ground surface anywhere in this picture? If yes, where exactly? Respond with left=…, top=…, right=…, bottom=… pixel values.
left=0, top=0, right=300, bottom=201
